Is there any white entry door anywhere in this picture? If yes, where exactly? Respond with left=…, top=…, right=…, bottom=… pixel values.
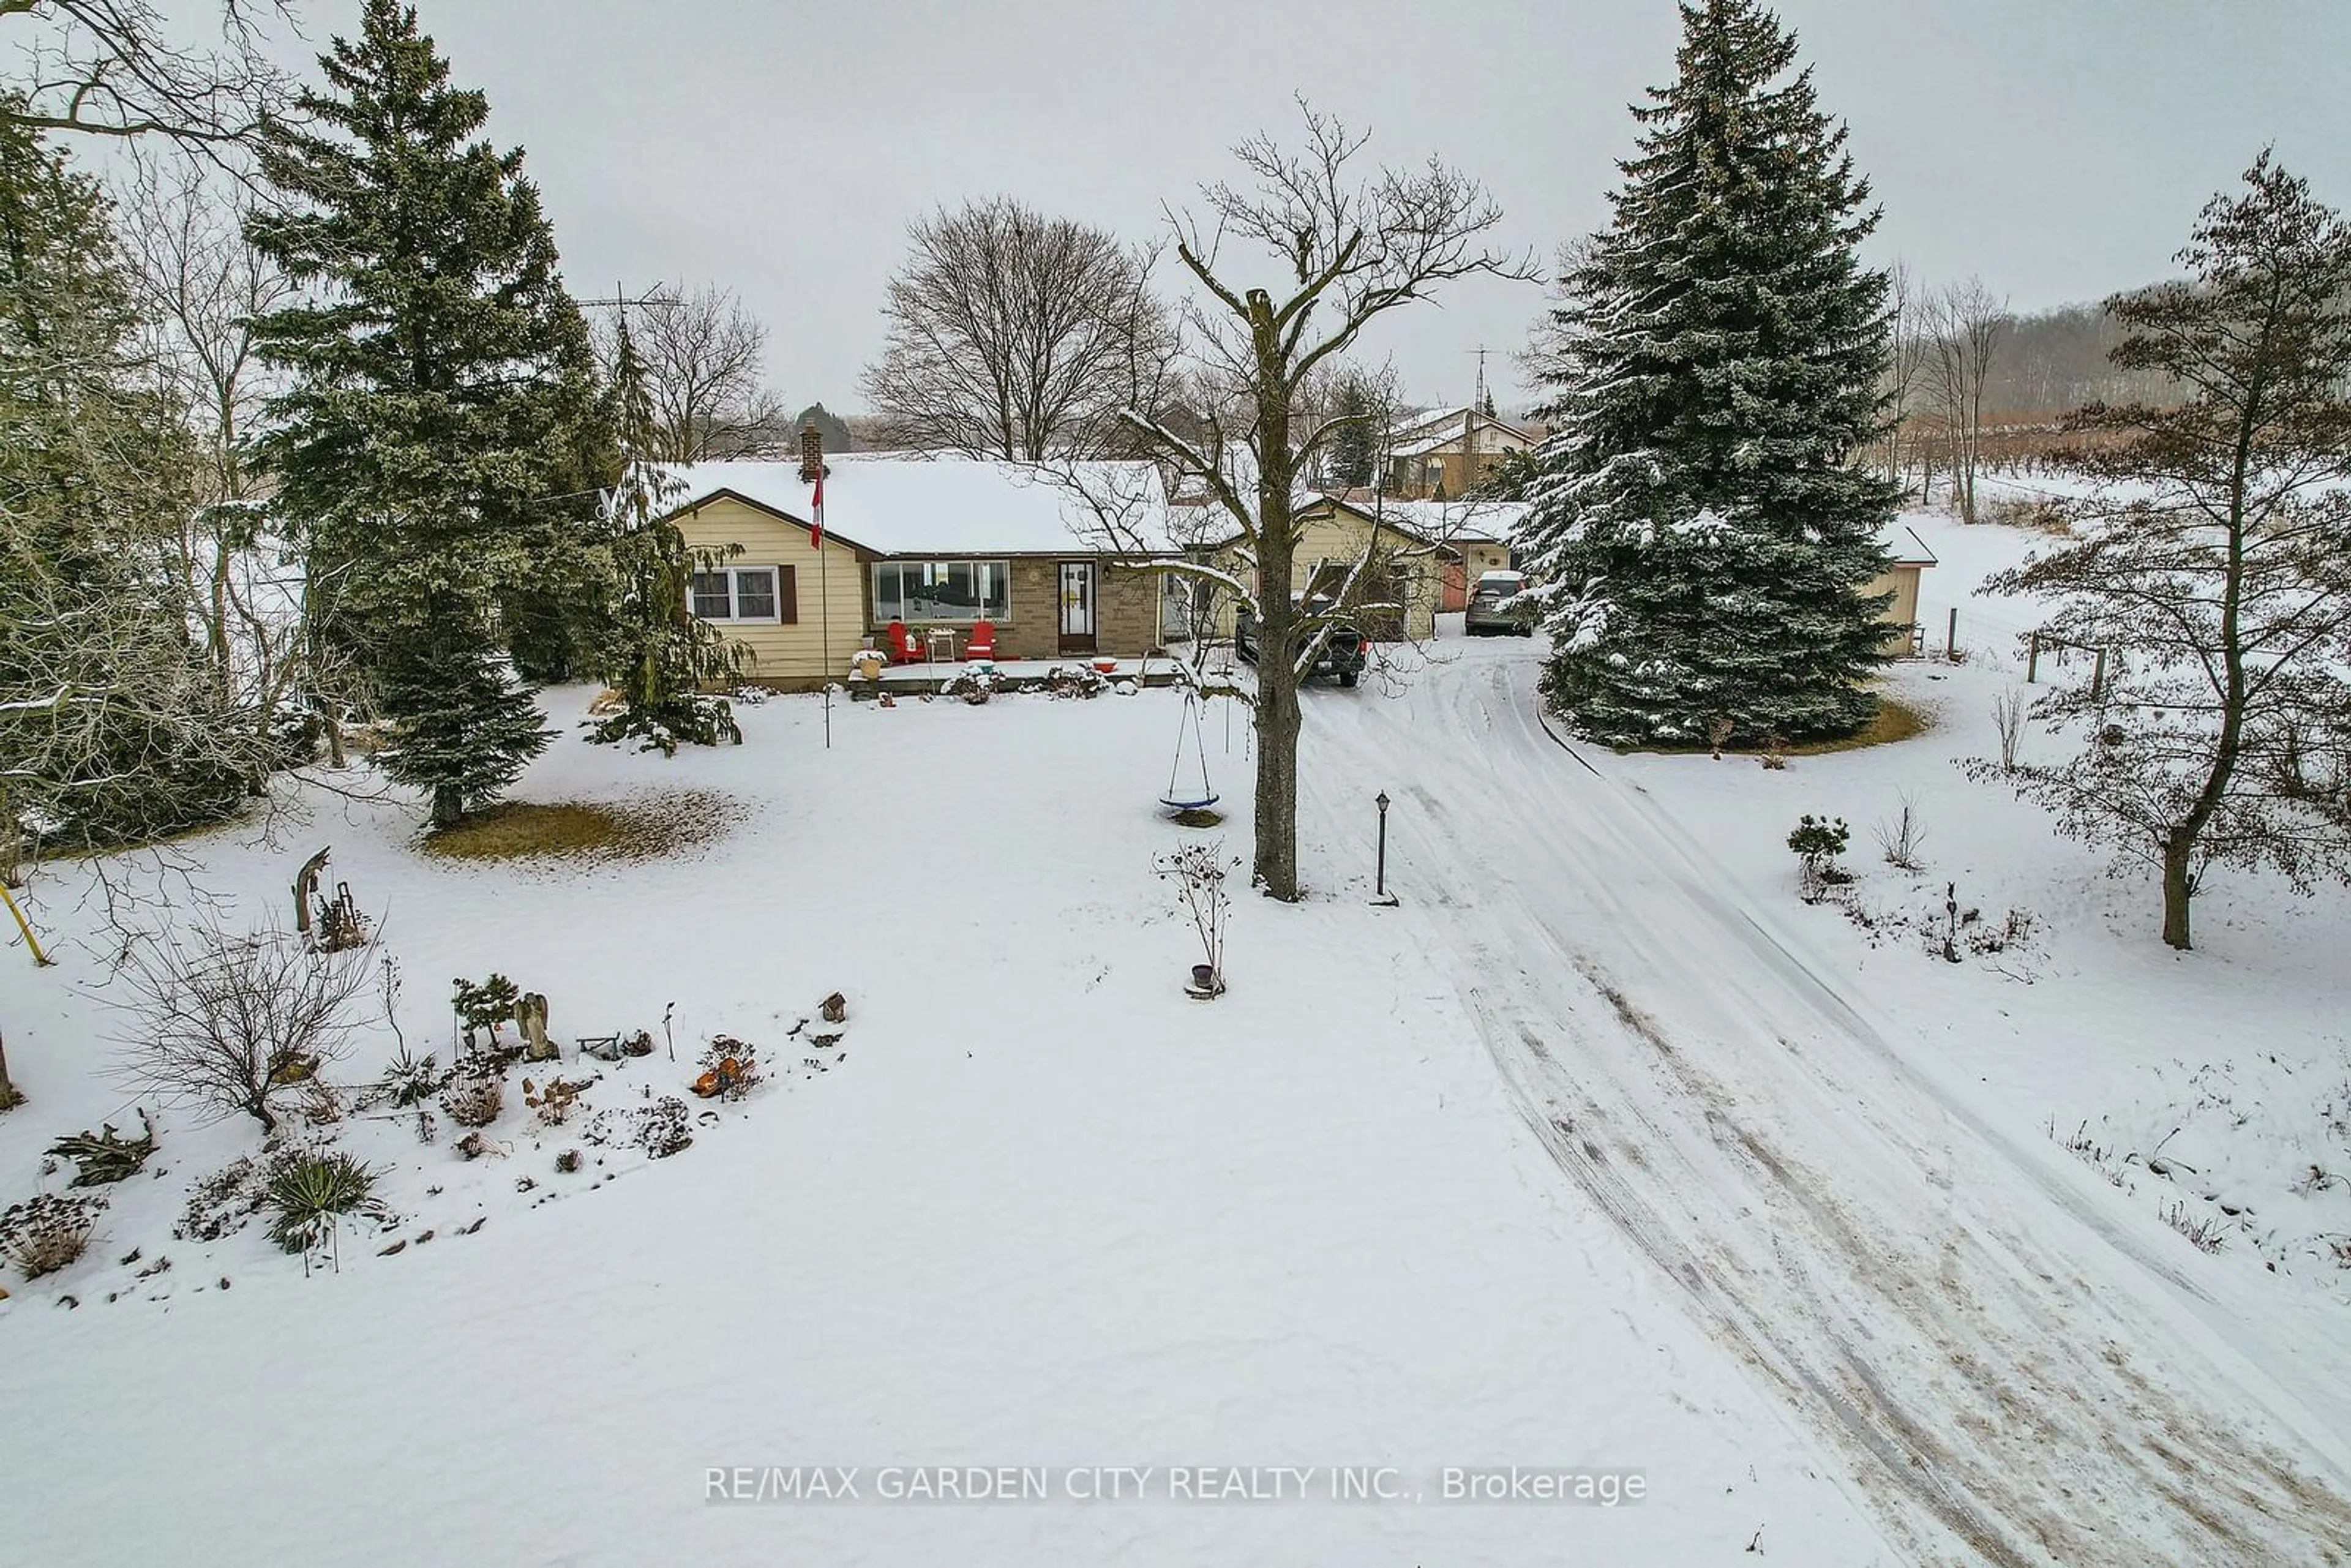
left=1059, top=561, right=1097, bottom=651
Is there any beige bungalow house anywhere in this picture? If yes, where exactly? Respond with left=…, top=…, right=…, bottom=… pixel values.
left=1869, top=523, right=1937, bottom=657
left=661, top=454, right=1178, bottom=689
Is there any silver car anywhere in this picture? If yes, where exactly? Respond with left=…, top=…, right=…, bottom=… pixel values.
left=1464, top=569, right=1535, bottom=637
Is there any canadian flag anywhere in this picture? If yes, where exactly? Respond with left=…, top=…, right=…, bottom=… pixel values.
left=809, top=465, right=823, bottom=552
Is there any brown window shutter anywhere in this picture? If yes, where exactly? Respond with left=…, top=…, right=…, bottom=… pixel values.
left=779, top=565, right=799, bottom=625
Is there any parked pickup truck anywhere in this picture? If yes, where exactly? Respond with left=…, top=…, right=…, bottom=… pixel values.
left=1232, top=599, right=1368, bottom=688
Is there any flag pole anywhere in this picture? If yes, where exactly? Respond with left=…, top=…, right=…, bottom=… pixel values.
left=821, top=526, right=831, bottom=751
left=818, top=461, right=831, bottom=751
left=797, top=424, right=836, bottom=750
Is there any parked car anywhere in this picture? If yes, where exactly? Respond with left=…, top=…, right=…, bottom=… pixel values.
left=1465, top=569, right=1536, bottom=637
left=1234, top=599, right=1368, bottom=687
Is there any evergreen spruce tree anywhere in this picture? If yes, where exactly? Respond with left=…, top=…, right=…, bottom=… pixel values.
left=585, top=313, right=750, bottom=756
left=1327, top=378, right=1376, bottom=489
left=1520, top=0, right=1898, bottom=746
left=793, top=402, right=853, bottom=454
left=247, top=1, right=607, bottom=826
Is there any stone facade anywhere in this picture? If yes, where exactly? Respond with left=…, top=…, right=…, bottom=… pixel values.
left=1096, top=565, right=1160, bottom=654
left=1003, top=558, right=1063, bottom=659
left=886, top=557, right=1163, bottom=661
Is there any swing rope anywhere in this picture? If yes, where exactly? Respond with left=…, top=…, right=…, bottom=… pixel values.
left=1160, top=689, right=1218, bottom=811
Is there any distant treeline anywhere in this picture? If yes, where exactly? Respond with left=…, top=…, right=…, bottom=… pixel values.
left=1984, top=300, right=2177, bottom=414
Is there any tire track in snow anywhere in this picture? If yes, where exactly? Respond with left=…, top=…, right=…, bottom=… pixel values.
left=1299, top=649, right=2351, bottom=1566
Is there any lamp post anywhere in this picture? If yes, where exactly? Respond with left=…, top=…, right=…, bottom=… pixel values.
left=1372, top=791, right=1398, bottom=907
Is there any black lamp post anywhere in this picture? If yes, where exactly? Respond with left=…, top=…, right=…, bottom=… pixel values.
left=1373, top=791, right=1397, bottom=906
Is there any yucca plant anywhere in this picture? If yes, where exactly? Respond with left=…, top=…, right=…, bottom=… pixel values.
left=264, top=1150, right=386, bottom=1267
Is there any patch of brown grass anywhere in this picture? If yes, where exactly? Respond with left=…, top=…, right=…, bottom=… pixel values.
left=421, top=790, right=743, bottom=864
left=1783, top=696, right=1931, bottom=755
left=1626, top=695, right=1932, bottom=758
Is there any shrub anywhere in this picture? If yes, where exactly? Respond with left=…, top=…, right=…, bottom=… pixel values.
left=47, top=1111, right=159, bottom=1186
left=441, top=1073, right=504, bottom=1128
left=383, top=1046, right=442, bottom=1108
left=452, top=974, right=521, bottom=1048
left=945, top=669, right=999, bottom=705
left=1788, top=814, right=1851, bottom=902
left=587, top=1096, right=692, bottom=1160
left=107, top=918, right=377, bottom=1133
left=1870, top=792, right=1928, bottom=870
left=1042, top=664, right=1107, bottom=699
left=691, top=1037, right=760, bottom=1101
left=176, top=1156, right=264, bottom=1242
left=2, top=1192, right=105, bottom=1278
left=522, top=1075, right=587, bottom=1127
left=1154, top=839, right=1237, bottom=983
left=263, top=1149, right=386, bottom=1257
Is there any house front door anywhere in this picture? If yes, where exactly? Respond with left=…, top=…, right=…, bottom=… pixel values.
left=1058, top=561, right=1097, bottom=653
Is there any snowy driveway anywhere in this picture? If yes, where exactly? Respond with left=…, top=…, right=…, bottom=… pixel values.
left=1302, top=637, right=2351, bottom=1565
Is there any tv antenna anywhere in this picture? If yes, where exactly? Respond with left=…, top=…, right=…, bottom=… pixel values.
left=579, top=282, right=683, bottom=323
left=1469, top=345, right=1494, bottom=415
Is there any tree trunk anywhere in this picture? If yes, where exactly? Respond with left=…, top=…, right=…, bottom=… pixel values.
left=1250, top=292, right=1303, bottom=902
left=0, top=1030, right=21, bottom=1111
left=1253, top=666, right=1302, bottom=898
left=2160, top=835, right=2195, bottom=951
left=432, top=783, right=463, bottom=828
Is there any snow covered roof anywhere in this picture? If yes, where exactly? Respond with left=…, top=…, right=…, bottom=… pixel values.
left=1877, top=522, right=1937, bottom=568
left=1370, top=497, right=1530, bottom=546
left=1387, top=407, right=1534, bottom=458
left=660, top=454, right=1183, bottom=557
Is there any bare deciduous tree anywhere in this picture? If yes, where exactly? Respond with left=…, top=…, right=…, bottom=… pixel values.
left=1063, top=103, right=1532, bottom=899
left=1880, top=260, right=1931, bottom=487
left=1870, top=790, right=1928, bottom=869
left=1, top=1, right=297, bottom=152
left=595, top=281, right=790, bottom=462
left=1964, top=155, right=2351, bottom=950
left=861, top=195, right=1180, bottom=460
left=114, top=146, right=315, bottom=752
left=116, top=146, right=285, bottom=505
left=107, top=916, right=377, bottom=1132
left=1922, top=276, right=2009, bottom=523
left=1990, top=686, right=2026, bottom=771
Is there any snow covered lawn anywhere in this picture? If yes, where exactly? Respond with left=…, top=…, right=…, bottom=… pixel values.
left=1, top=681, right=1880, bottom=1564
left=7, top=503, right=2351, bottom=1564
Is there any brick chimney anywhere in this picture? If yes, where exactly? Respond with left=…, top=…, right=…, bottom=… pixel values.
left=798, top=423, right=823, bottom=484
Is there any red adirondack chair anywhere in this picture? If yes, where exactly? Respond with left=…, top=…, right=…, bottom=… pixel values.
left=964, top=619, right=997, bottom=661
left=885, top=620, right=923, bottom=664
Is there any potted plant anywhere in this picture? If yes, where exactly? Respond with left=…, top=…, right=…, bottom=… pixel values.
left=1155, top=840, right=1235, bottom=998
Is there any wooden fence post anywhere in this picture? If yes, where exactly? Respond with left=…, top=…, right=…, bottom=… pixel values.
left=2091, top=647, right=2107, bottom=702
left=2025, top=632, right=2039, bottom=684
left=1946, top=607, right=1959, bottom=664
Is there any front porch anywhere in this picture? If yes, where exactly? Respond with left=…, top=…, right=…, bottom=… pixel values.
left=842, top=655, right=1183, bottom=698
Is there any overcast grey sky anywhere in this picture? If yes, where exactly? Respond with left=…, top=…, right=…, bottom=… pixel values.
left=270, top=1, right=2351, bottom=415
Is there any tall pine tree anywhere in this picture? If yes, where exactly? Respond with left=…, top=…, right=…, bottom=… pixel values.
left=248, top=1, right=606, bottom=826
left=1327, top=377, right=1376, bottom=489
left=585, top=311, right=749, bottom=756
left=1520, top=0, right=1897, bottom=746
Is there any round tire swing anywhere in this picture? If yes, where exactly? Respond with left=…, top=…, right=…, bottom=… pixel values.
left=1159, top=688, right=1220, bottom=814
